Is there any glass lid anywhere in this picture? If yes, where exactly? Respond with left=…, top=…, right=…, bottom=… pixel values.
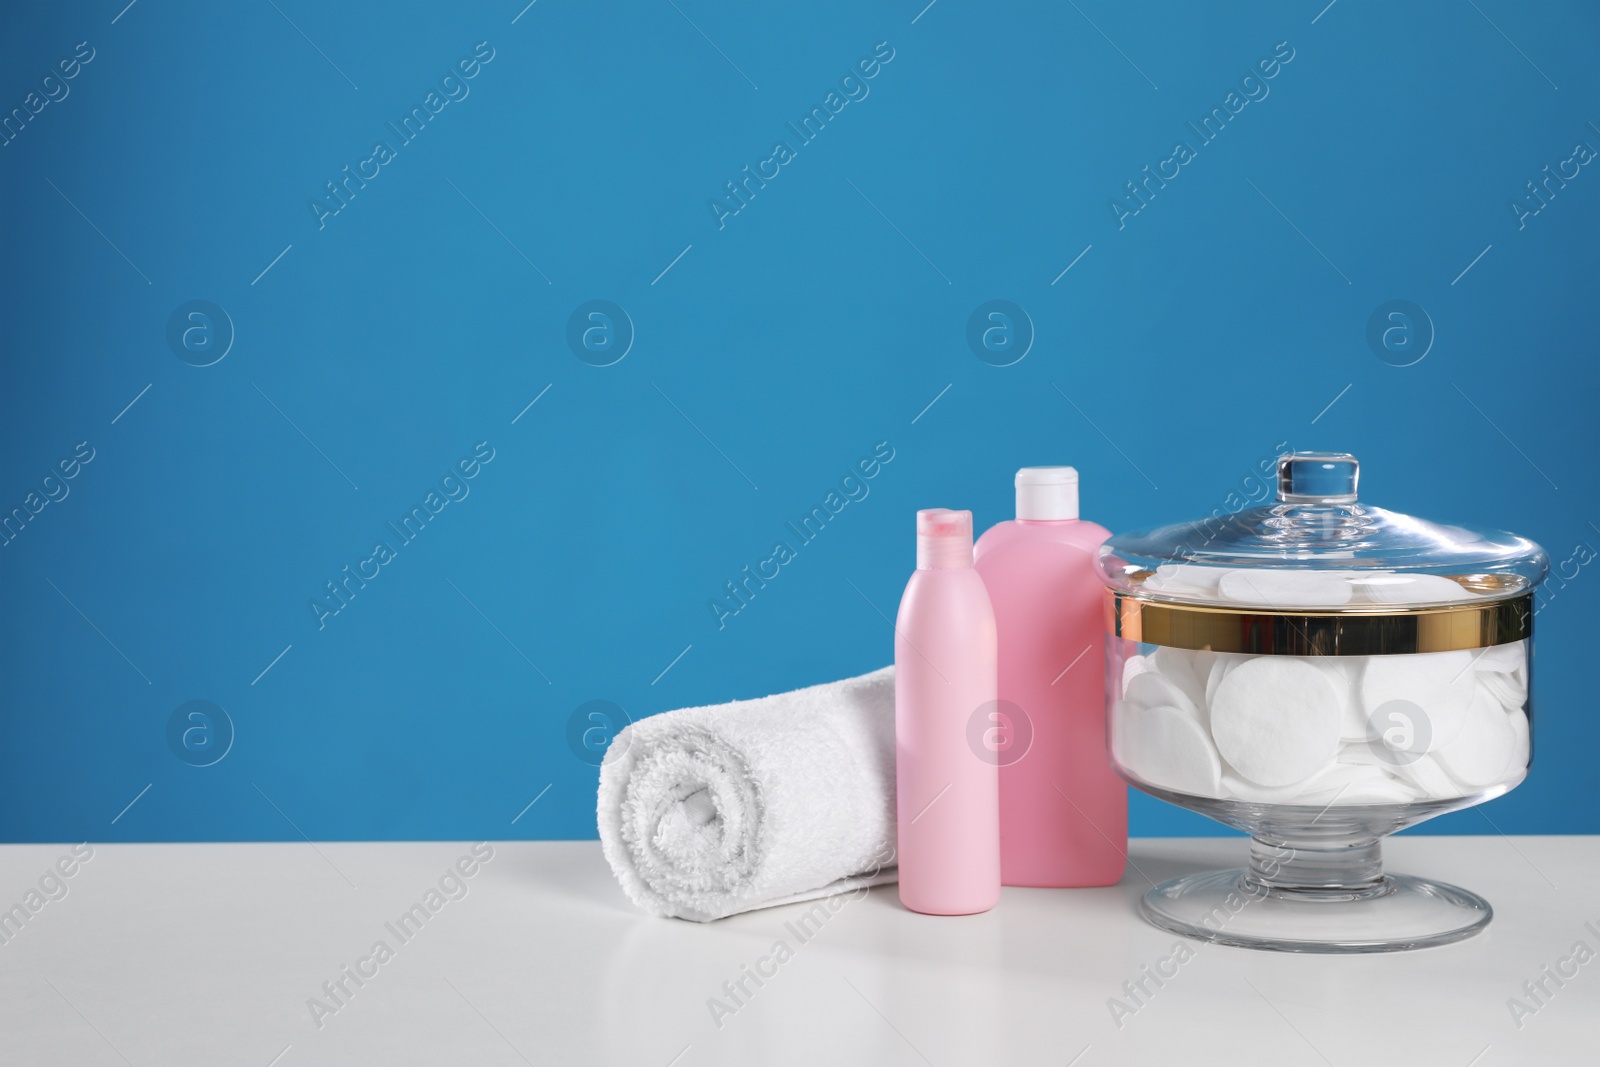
left=1097, top=452, right=1548, bottom=610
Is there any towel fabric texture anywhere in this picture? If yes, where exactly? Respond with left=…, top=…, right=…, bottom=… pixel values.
left=597, top=666, right=898, bottom=921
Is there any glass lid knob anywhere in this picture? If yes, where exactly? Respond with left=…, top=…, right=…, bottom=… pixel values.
left=1277, top=452, right=1359, bottom=504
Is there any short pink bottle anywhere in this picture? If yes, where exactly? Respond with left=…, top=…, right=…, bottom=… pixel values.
left=973, top=467, right=1126, bottom=887
left=894, top=508, right=1000, bottom=915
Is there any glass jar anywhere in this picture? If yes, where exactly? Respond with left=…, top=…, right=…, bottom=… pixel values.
left=1097, top=452, right=1545, bottom=952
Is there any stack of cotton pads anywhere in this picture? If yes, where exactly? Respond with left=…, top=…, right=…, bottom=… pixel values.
left=1112, top=640, right=1530, bottom=806
left=1141, top=564, right=1491, bottom=608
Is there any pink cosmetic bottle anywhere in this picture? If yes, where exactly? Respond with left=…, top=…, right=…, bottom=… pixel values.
left=894, top=508, right=1000, bottom=916
left=973, top=468, right=1126, bottom=887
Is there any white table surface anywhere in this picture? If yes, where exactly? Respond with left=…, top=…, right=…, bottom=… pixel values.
left=0, top=836, right=1593, bottom=1066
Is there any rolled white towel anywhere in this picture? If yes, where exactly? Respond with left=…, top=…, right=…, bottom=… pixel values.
left=597, top=666, right=898, bottom=921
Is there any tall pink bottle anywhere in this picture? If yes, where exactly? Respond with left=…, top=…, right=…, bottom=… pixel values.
left=973, top=467, right=1126, bottom=887
left=894, top=509, right=1000, bottom=915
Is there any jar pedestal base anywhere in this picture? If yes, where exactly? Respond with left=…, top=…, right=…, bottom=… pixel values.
left=1140, top=859, right=1492, bottom=953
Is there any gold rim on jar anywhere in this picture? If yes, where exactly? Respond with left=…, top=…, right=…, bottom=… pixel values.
left=1104, top=590, right=1533, bottom=655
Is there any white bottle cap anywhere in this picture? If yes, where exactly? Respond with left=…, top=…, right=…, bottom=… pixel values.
left=1015, top=467, right=1079, bottom=521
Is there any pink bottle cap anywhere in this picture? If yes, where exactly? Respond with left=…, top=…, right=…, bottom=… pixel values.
left=916, top=508, right=974, bottom=569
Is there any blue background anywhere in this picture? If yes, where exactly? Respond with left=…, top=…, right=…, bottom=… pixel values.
left=2, top=0, right=1596, bottom=843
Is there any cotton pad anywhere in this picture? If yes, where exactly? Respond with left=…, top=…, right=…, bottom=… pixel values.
left=1219, top=771, right=1308, bottom=805
left=1435, top=687, right=1517, bottom=787
left=1155, top=563, right=1227, bottom=590
left=1308, top=657, right=1356, bottom=733
left=1508, top=707, right=1530, bottom=771
left=1148, top=646, right=1207, bottom=713
left=1338, top=741, right=1389, bottom=767
left=1145, top=564, right=1229, bottom=600
left=1359, top=650, right=1476, bottom=752
left=1479, top=669, right=1528, bottom=713
left=1365, top=697, right=1435, bottom=768
left=1116, top=703, right=1222, bottom=797
left=1339, top=705, right=1371, bottom=743
left=1210, top=657, right=1342, bottom=786
left=1396, top=753, right=1466, bottom=800
left=1290, top=760, right=1390, bottom=801
left=1296, top=760, right=1419, bottom=804
left=1121, top=654, right=1151, bottom=697
left=1338, top=665, right=1372, bottom=741
left=1204, top=655, right=1238, bottom=711
left=1469, top=642, right=1525, bottom=674
left=1124, top=669, right=1202, bottom=720
left=1301, top=774, right=1420, bottom=805
left=1347, top=572, right=1472, bottom=605
left=1296, top=656, right=1367, bottom=741
left=1218, top=568, right=1354, bottom=608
